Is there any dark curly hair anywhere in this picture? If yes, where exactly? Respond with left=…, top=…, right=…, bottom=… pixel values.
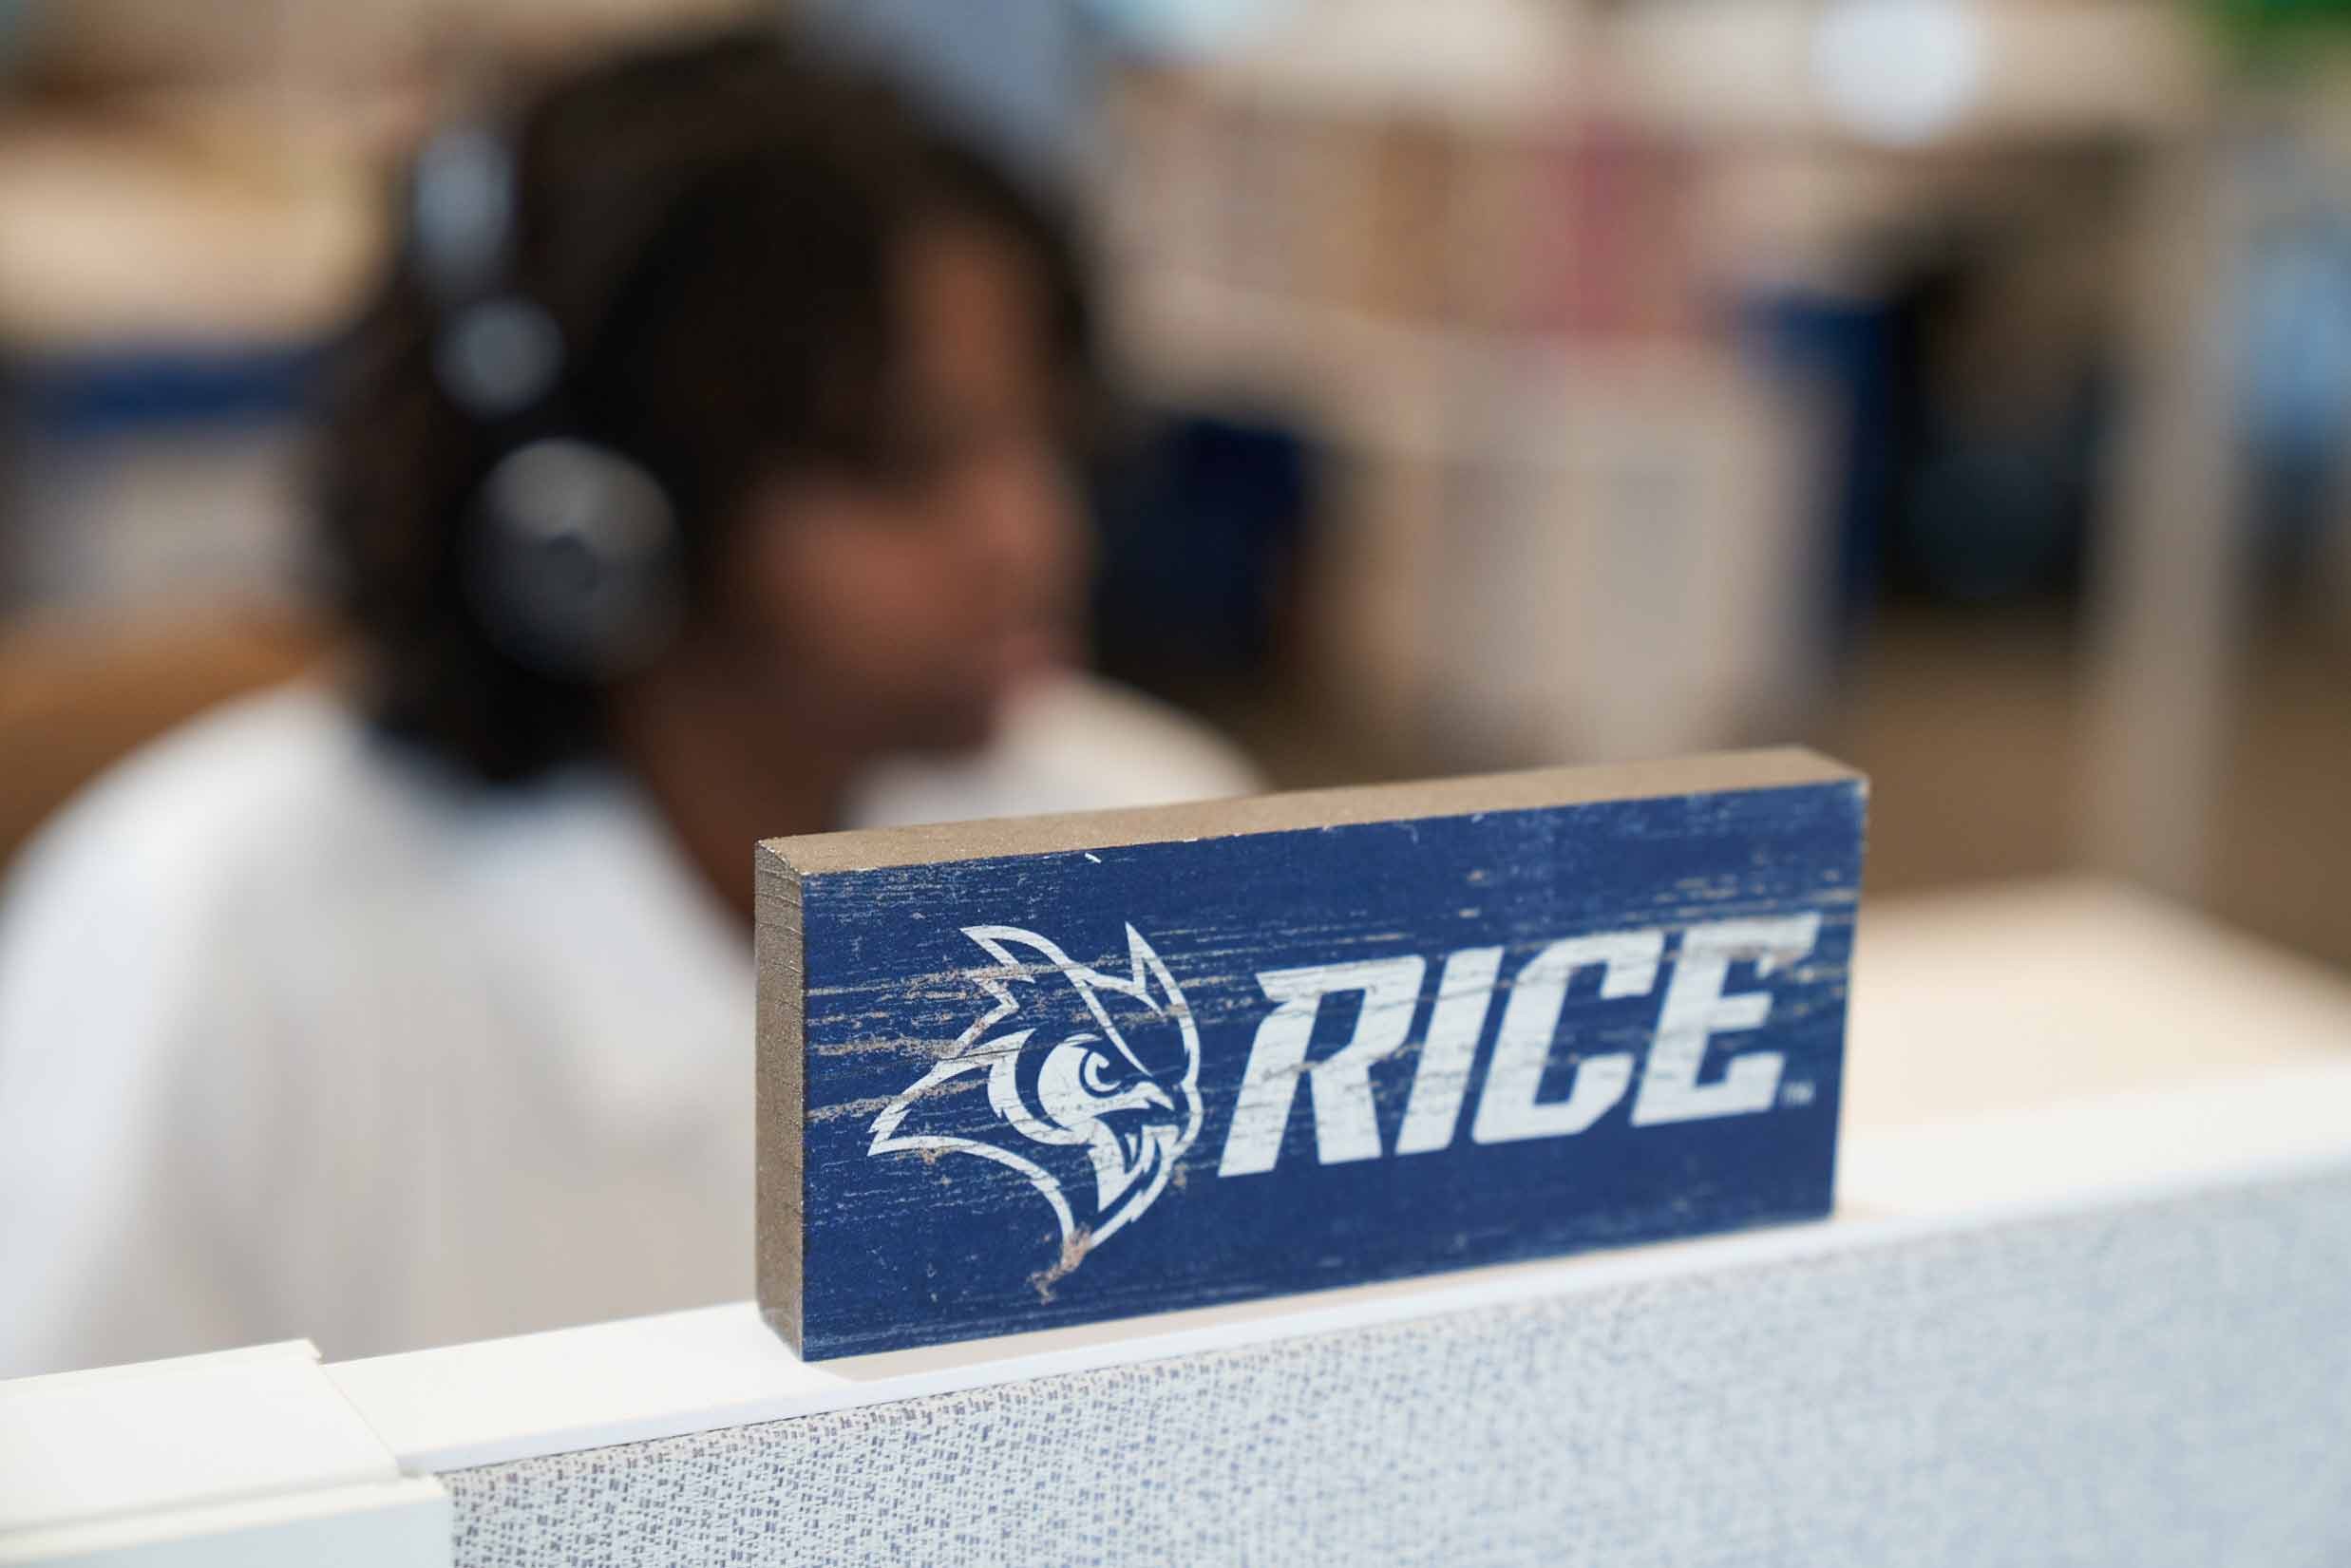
left=314, top=27, right=1091, bottom=784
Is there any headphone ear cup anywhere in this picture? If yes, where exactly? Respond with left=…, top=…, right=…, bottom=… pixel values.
left=464, top=437, right=684, bottom=681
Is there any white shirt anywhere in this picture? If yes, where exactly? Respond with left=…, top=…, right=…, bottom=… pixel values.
left=0, top=676, right=1255, bottom=1377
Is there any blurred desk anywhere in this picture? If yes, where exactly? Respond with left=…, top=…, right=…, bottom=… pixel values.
left=1848, top=876, right=2351, bottom=1127
left=1842, top=876, right=2351, bottom=1216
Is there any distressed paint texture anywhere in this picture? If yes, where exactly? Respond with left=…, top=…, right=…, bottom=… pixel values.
left=447, top=1166, right=2351, bottom=1567
left=762, top=756, right=1866, bottom=1357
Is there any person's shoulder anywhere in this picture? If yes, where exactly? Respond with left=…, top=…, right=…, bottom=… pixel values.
left=849, top=673, right=1261, bottom=828
left=1008, top=675, right=1262, bottom=804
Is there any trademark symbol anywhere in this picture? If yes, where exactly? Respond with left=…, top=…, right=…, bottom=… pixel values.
left=1779, top=1081, right=1816, bottom=1108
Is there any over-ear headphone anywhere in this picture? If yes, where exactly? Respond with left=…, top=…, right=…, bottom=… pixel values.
left=411, top=115, right=685, bottom=682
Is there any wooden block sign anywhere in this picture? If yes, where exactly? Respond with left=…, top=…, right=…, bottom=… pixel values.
left=758, top=749, right=1865, bottom=1359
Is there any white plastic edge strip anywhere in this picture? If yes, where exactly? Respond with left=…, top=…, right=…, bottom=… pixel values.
left=0, top=1479, right=448, bottom=1568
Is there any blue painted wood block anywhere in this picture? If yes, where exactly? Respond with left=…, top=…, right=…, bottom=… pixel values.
left=758, top=749, right=1866, bottom=1359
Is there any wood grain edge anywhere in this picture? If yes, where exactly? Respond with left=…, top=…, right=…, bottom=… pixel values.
left=764, top=746, right=1862, bottom=876
left=753, top=842, right=806, bottom=1355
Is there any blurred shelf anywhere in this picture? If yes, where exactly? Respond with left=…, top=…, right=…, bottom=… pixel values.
left=1609, top=0, right=2212, bottom=146
left=1177, top=0, right=2211, bottom=147
left=1109, top=268, right=1772, bottom=464
left=0, top=104, right=383, bottom=353
left=1190, top=0, right=1583, bottom=129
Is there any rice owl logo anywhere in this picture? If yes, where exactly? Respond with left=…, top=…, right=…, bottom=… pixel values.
left=867, top=911, right=1827, bottom=1264
left=868, top=925, right=1204, bottom=1251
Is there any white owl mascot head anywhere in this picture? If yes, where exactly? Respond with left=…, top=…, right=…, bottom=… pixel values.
left=868, top=924, right=1204, bottom=1252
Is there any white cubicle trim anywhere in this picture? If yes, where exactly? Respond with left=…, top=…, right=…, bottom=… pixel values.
left=0, top=1481, right=447, bottom=1568
left=0, top=1341, right=446, bottom=1568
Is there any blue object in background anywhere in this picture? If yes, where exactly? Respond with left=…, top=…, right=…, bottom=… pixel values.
left=1744, top=268, right=2108, bottom=620
left=1091, top=407, right=1313, bottom=682
left=1740, top=293, right=1897, bottom=646
left=5, top=345, right=320, bottom=444
left=2239, top=208, right=2351, bottom=580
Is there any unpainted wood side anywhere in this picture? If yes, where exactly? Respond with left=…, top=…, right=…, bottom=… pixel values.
left=753, top=844, right=806, bottom=1354
left=765, top=746, right=1859, bottom=876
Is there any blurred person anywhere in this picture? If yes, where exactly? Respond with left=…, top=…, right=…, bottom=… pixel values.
left=0, top=28, right=1254, bottom=1376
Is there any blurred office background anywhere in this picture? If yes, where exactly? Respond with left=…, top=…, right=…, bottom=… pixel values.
left=0, top=0, right=2345, bottom=962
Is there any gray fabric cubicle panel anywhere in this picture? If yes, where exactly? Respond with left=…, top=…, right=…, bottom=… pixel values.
left=443, top=1166, right=2351, bottom=1566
